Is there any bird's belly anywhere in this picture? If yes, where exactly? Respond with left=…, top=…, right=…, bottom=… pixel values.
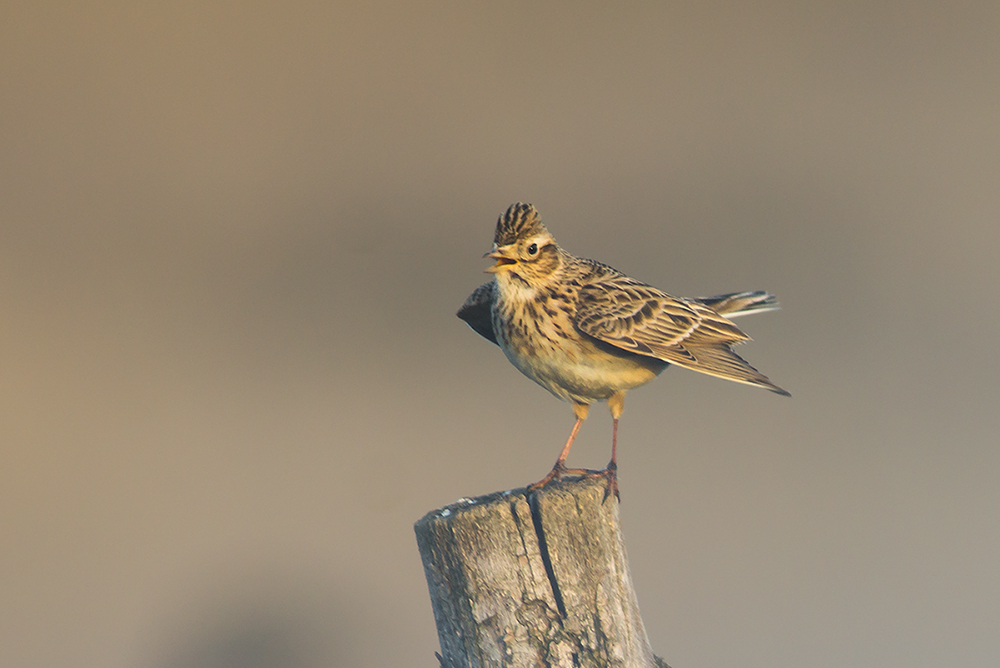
left=502, top=337, right=668, bottom=404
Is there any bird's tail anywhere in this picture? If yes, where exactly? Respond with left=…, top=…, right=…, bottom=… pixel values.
left=687, top=291, right=789, bottom=396
left=696, top=291, right=780, bottom=318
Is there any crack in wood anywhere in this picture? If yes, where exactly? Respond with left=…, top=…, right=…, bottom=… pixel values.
left=528, top=490, right=567, bottom=618
left=415, top=478, right=664, bottom=666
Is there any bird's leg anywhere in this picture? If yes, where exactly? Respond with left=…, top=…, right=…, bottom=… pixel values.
left=528, top=403, right=591, bottom=491
left=589, top=391, right=625, bottom=501
left=602, top=416, right=620, bottom=502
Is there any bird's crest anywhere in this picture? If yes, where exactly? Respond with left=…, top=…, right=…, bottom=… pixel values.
left=494, top=203, right=548, bottom=246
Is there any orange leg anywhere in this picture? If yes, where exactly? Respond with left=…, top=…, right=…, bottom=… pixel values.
left=595, top=391, right=626, bottom=501
left=528, top=402, right=592, bottom=491
left=599, top=416, right=620, bottom=501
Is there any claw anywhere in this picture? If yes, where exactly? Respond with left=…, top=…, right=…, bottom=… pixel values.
left=589, top=461, right=619, bottom=503
left=528, top=461, right=595, bottom=493
left=527, top=462, right=565, bottom=492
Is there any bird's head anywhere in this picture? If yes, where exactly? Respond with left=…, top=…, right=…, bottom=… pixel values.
left=485, top=203, right=561, bottom=284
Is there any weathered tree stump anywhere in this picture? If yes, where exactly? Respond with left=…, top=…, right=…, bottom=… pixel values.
left=415, top=476, right=670, bottom=668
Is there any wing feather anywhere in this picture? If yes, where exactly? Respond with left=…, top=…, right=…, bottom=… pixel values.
left=575, top=278, right=789, bottom=395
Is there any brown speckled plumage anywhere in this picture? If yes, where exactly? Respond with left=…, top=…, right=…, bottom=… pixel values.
left=458, top=203, right=788, bottom=499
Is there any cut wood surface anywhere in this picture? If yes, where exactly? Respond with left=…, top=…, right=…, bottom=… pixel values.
left=415, top=476, right=670, bottom=668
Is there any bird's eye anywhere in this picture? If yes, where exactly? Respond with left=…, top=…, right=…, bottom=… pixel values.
left=527, top=243, right=538, bottom=255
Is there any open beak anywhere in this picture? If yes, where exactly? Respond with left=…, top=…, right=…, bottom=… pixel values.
left=484, top=248, right=518, bottom=273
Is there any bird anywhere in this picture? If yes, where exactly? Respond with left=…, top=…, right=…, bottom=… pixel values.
left=457, top=203, right=789, bottom=500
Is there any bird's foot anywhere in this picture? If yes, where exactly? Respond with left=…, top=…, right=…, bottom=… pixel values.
left=528, top=461, right=594, bottom=493
left=585, top=460, right=619, bottom=503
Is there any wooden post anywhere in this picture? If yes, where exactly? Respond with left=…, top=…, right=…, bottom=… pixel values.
left=415, top=476, right=670, bottom=668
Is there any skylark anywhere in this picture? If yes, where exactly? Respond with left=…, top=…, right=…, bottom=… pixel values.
left=458, top=203, right=789, bottom=499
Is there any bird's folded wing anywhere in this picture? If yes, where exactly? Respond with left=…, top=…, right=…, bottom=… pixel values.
left=575, top=279, right=789, bottom=394
left=574, top=278, right=749, bottom=355
left=457, top=281, right=498, bottom=345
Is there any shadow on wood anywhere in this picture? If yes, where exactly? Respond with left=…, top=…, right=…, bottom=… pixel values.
left=415, top=476, right=670, bottom=668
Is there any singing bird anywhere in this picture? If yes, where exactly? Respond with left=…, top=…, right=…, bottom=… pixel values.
left=458, top=203, right=788, bottom=499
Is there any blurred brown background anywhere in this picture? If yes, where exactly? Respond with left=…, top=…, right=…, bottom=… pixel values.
left=3, top=2, right=999, bottom=667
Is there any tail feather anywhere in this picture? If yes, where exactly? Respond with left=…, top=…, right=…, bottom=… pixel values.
left=697, top=291, right=780, bottom=318
left=677, top=290, right=789, bottom=396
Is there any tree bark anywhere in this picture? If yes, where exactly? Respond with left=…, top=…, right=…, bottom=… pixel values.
left=415, top=476, right=669, bottom=668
